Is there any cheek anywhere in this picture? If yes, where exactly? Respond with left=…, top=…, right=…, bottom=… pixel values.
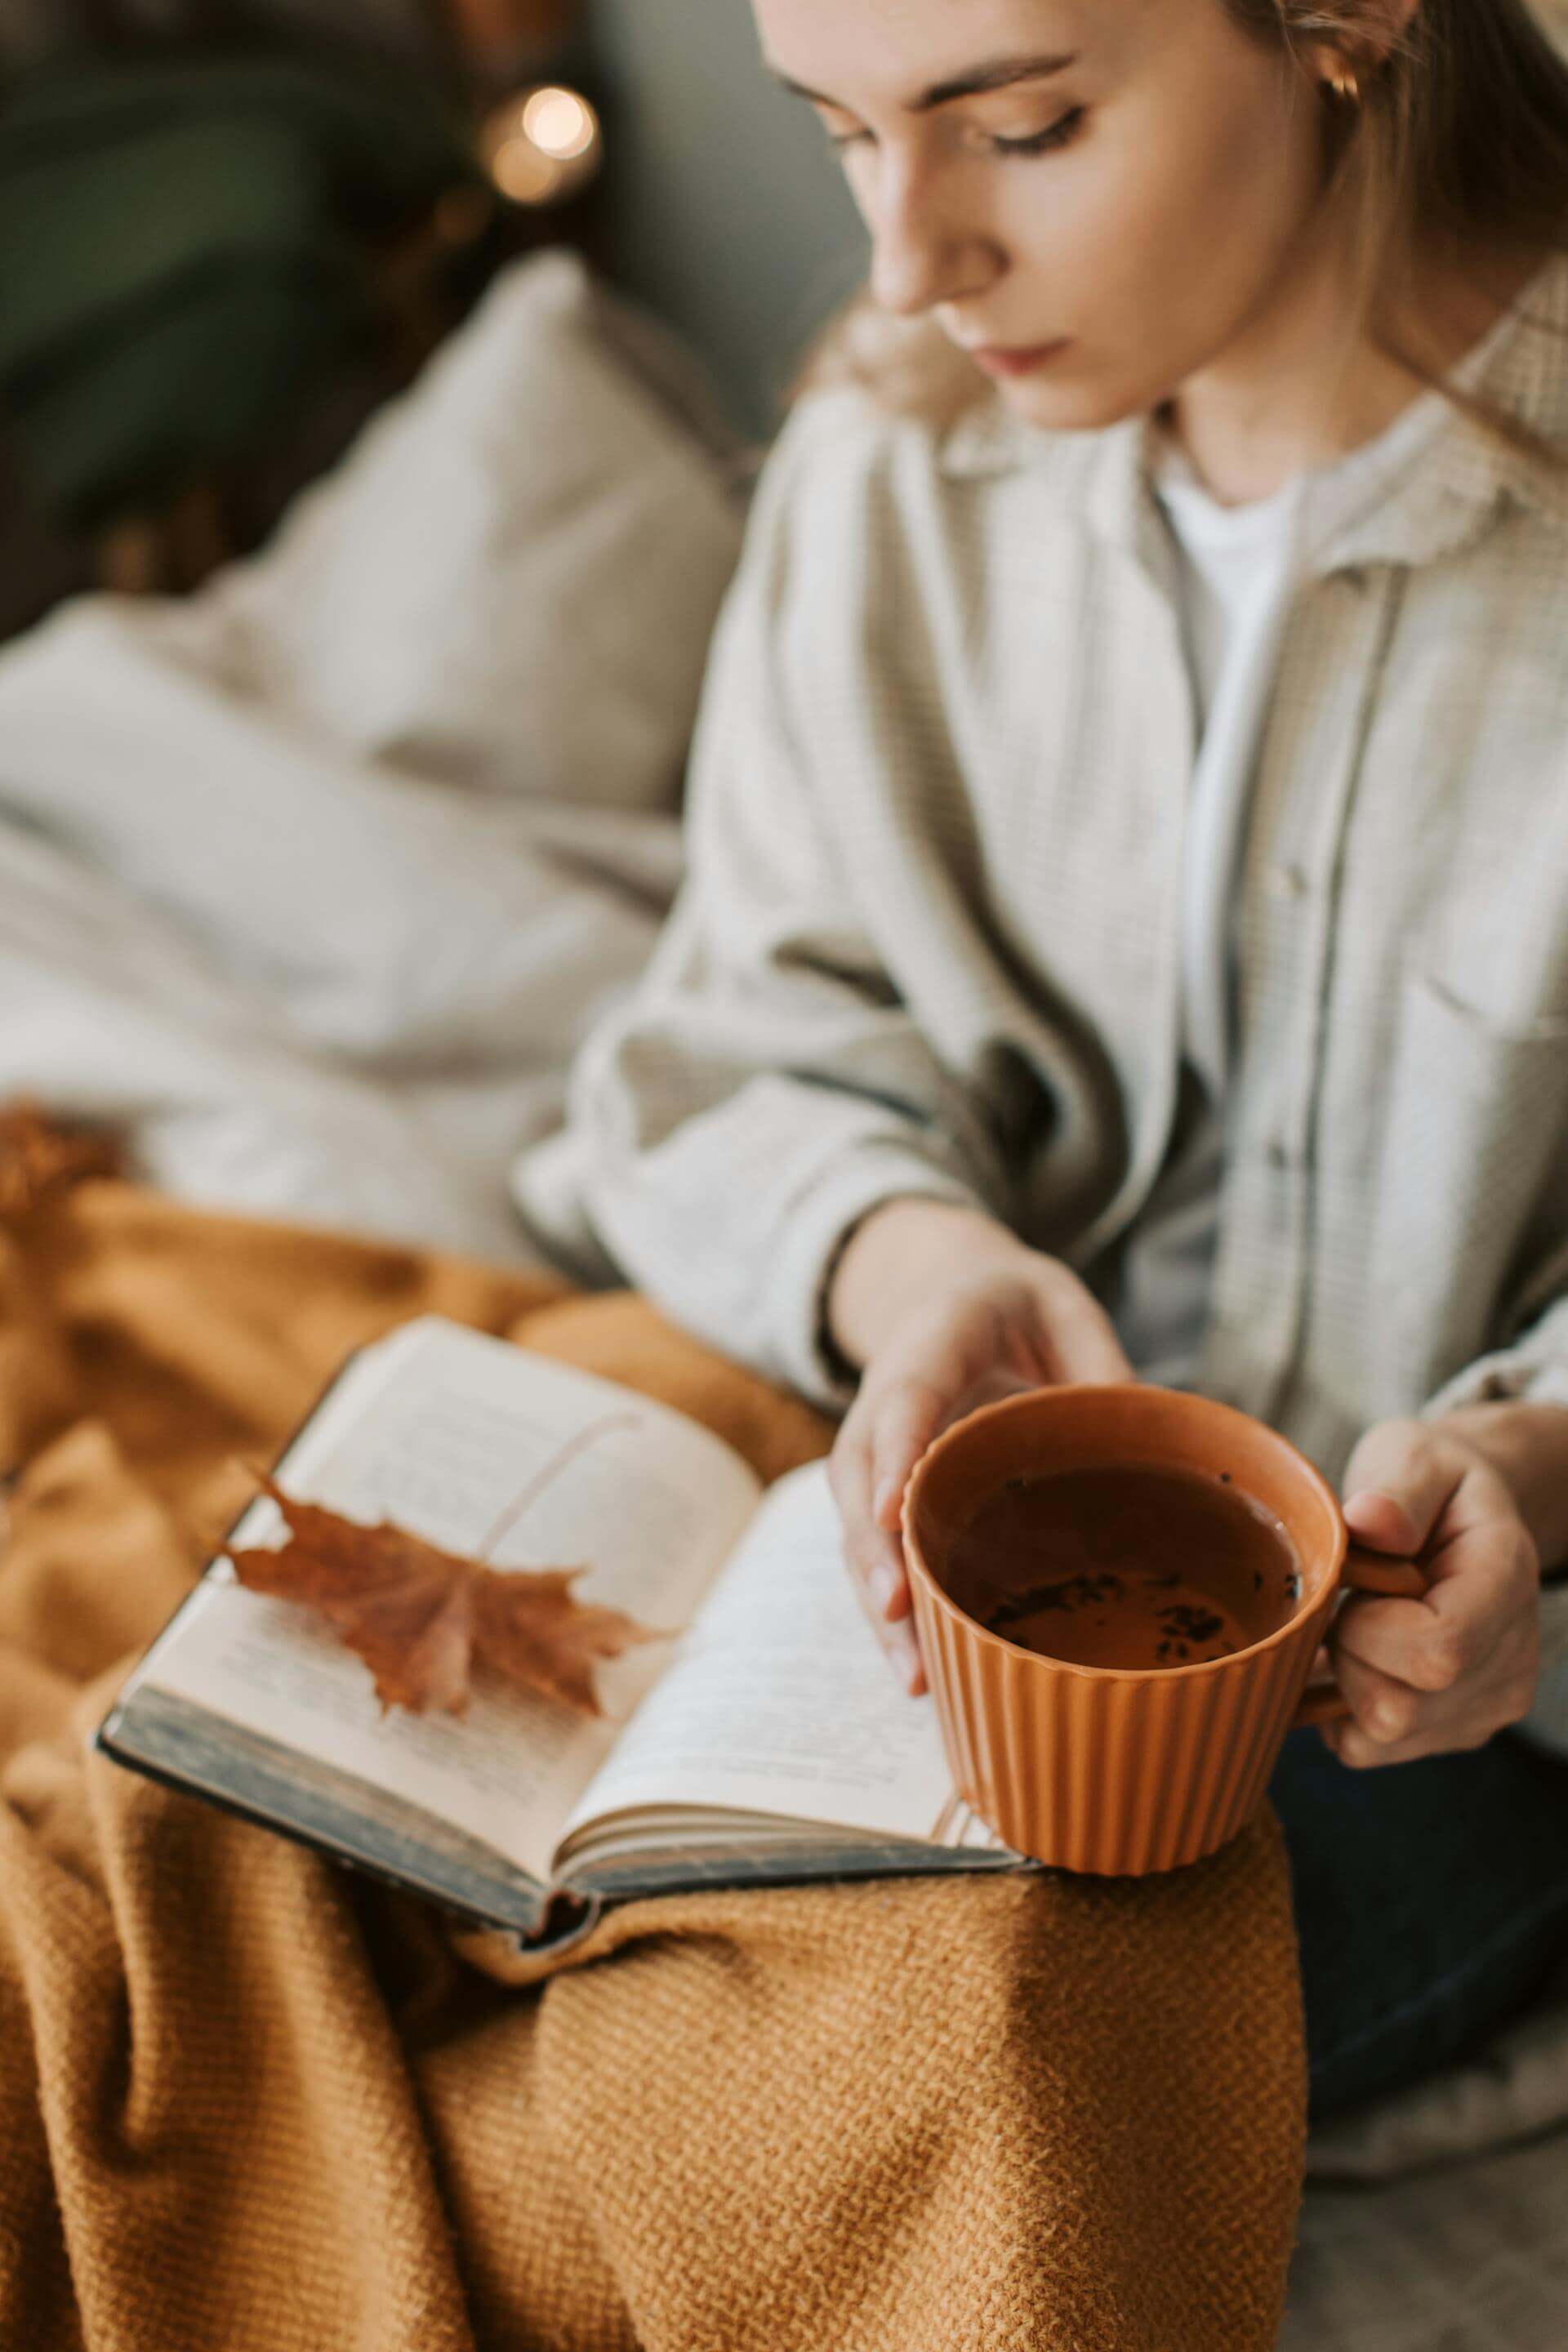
left=998, top=92, right=1322, bottom=408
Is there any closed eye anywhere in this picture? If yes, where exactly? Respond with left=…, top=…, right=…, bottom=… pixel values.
left=991, top=107, right=1085, bottom=157
left=828, top=107, right=1086, bottom=159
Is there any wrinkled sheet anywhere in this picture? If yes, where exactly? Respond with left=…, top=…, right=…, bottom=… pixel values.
left=0, top=632, right=682, bottom=1259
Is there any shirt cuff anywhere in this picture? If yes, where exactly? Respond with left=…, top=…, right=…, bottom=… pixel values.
left=768, top=1149, right=995, bottom=1414
left=1419, top=1348, right=1568, bottom=1421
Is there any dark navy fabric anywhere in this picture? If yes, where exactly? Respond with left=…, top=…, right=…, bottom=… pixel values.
left=1269, top=1725, right=1568, bottom=2123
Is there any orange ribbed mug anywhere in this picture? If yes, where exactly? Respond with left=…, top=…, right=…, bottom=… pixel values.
left=901, top=1384, right=1428, bottom=1876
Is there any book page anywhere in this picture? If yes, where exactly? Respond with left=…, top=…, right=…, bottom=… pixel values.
left=556, top=1459, right=956, bottom=1858
left=122, top=1319, right=761, bottom=1882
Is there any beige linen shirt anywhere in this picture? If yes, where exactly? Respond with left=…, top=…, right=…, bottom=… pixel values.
left=514, top=262, right=1568, bottom=1695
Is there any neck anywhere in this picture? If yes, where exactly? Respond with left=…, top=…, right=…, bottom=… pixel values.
left=1162, top=230, right=1537, bottom=508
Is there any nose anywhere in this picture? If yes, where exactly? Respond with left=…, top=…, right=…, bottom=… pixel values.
left=866, top=154, right=1000, bottom=318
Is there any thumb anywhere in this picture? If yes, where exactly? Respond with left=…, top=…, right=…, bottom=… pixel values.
left=1341, top=1419, right=1449, bottom=1552
left=1343, top=1488, right=1423, bottom=1554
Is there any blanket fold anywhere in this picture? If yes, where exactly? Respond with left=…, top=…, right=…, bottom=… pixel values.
left=0, top=1178, right=1304, bottom=2350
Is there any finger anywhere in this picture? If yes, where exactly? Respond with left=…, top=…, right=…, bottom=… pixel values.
left=866, top=1378, right=954, bottom=1621
left=1323, top=1698, right=1503, bottom=1771
left=1327, top=1640, right=1437, bottom=1752
left=1025, top=1274, right=1134, bottom=1385
left=1327, top=1615, right=1535, bottom=1763
left=1334, top=1518, right=1534, bottom=1695
left=837, top=1497, right=928, bottom=1691
left=1321, top=1717, right=1423, bottom=1771
left=827, top=1414, right=900, bottom=1614
left=853, top=1584, right=924, bottom=1695
left=1420, top=1512, right=1541, bottom=1660
left=862, top=1589, right=926, bottom=1695
left=827, top=1421, right=929, bottom=1692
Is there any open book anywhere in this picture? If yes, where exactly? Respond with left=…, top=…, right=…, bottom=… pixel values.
left=96, top=1316, right=1025, bottom=1950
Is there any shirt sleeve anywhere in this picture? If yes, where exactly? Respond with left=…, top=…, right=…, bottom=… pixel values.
left=1419, top=1281, right=1568, bottom=1758
left=1419, top=1288, right=1568, bottom=1423
left=510, top=400, right=1013, bottom=1414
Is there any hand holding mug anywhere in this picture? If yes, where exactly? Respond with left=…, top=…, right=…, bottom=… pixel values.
left=1313, top=1415, right=1543, bottom=1767
left=823, top=1200, right=1133, bottom=1695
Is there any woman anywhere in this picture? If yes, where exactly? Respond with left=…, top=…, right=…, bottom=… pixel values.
left=515, top=0, right=1568, bottom=2123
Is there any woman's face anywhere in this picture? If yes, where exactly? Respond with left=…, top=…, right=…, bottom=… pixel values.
left=755, top=0, right=1338, bottom=430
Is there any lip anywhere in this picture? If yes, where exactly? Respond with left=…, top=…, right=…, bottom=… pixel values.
left=964, top=339, right=1070, bottom=378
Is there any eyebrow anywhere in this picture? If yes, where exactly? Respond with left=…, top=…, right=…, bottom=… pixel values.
left=772, top=51, right=1080, bottom=116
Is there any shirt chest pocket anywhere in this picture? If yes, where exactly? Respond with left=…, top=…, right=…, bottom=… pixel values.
left=1372, top=969, right=1568, bottom=1400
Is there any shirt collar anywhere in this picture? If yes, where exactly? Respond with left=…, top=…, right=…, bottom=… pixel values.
left=937, top=252, right=1568, bottom=574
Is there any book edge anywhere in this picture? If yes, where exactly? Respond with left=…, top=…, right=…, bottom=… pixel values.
left=91, top=1702, right=559, bottom=1939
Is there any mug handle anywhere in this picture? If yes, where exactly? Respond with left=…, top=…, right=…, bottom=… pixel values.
left=1290, top=1546, right=1430, bottom=1729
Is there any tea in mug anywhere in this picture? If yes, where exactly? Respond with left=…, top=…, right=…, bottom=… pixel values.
left=940, top=1463, right=1303, bottom=1672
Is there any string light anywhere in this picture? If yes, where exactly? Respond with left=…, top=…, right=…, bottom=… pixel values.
left=480, top=85, right=603, bottom=208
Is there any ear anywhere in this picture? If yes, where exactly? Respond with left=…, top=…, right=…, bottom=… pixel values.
left=1307, top=0, right=1421, bottom=81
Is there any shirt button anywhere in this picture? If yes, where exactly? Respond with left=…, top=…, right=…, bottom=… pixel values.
left=1267, top=1137, right=1293, bottom=1170
left=1263, top=862, right=1309, bottom=900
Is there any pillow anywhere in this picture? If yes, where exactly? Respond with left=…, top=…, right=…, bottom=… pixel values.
left=208, top=247, right=750, bottom=814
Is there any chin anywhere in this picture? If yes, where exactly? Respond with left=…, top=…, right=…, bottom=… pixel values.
left=998, top=367, right=1159, bottom=436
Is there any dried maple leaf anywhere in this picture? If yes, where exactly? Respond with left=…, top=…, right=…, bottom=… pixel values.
left=228, top=1472, right=662, bottom=1718
left=0, top=1096, right=125, bottom=1217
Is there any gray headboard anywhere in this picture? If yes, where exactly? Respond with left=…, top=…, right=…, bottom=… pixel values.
left=591, top=0, right=866, bottom=439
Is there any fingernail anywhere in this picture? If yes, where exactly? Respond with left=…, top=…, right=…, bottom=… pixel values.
left=869, top=1561, right=899, bottom=1615
left=1347, top=1488, right=1414, bottom=1535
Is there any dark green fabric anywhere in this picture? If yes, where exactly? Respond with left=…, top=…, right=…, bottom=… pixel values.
left=0, top=56, right=478, bottom=527
left=0, top=118, right=329, bottom=385
left=16, top=254, right=360, bottom=526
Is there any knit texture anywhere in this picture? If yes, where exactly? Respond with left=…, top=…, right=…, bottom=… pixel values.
left=0, top=1180, right=1305, bottom=2349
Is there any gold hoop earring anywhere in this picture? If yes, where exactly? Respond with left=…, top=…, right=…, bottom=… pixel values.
left=1325, top=64, right=1361, bottom=101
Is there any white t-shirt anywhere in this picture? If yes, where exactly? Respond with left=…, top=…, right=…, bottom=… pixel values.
left=1116, top=314, right=1520, bottom=1388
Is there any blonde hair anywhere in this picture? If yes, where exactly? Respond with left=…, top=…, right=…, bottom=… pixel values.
left=791, top=0, right=1568, bottom=456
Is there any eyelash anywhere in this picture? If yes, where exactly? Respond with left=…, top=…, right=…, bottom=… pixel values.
left=829, top=107, right=1085, bottom=160
left=989, top=107, right=1087, bottom=158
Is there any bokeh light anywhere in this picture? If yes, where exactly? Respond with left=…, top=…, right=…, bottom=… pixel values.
left=523, top=88, right=596, bottom=162
left=480, top=85, right=603, bottom=209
